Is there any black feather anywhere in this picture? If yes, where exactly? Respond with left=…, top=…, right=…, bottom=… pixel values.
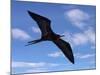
left=53, top=39, right=74, bottom=64
left=27, top=10, right=75, bottom=64
left=28, top=11, right=54, bottom=36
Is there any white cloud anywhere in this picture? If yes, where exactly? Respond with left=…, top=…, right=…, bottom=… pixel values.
left=84, top=27, right=95, bottom=44
left=26, top=68, right=48, bottom=73
left=72, top=33, right=88, bottom=45
left=64, top=9, right=95, bottom=46
left=65, top=9, right=90, bottom=29
left=79, top=54, right=95, bottom=59
left=12, top=28, right=31, bottom=40
left=62, top=32, right=72, bottom=42
left=63, top=32, right=87, bottom=46
left=75, top=53, right=95, bottom=59
left=62, top=27, right=95, bottom=46
left=12, top=61, right=61, bottom=68
left=48, top=51, right=63, bottom=58
left=12, top=61, right=45, bottom=68
left=32, top=26, right=41, bottom=33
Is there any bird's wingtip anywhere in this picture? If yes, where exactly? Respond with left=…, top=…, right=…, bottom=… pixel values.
left=71, top=58, right=75, bottom=64
left=27, top=10, right=32, bottom=14
left=72, top=60, right=75, bottom=64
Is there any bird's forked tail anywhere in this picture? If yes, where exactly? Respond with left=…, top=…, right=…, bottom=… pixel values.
left=25, top=39, right=42, bottom=46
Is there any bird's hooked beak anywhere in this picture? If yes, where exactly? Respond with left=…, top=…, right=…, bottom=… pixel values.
left=60, top=35, right=65, bottom=37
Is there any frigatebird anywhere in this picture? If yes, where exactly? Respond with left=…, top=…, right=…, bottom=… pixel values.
left=26, top=10, right=74, bottom=64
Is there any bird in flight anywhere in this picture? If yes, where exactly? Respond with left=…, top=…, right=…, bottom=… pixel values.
left=26, top=10, right=74, bottom=64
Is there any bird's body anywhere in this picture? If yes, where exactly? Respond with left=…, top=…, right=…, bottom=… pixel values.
left=26, top=11, right=75, bottom=64
left=42, top=33, right=61, bottom=40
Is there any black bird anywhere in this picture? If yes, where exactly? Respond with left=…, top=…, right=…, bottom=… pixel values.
left=26, top=10, right=74, bottom=64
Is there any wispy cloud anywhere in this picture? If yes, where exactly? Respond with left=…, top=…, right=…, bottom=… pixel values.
left=25, top=68, right=48, bottom=73
left=72, top=33, right=88, bottom=45
left=79, top=54, right=95, bottom=59
left=65, top=9, right=90, bottom=29
left=64, top=8, right=95, bottom=46
left=12, top=61, right=68, bottom=73
left=12, top=61, right=61, bottom=68
left=12, top=61, right=49, bottom=73
left=75, top=53, right=95, bottom=66
left=84, top=27, right=95, bottom=44
left=12, top=61, right=45, bottom=68
left=75, top=53, right=95, bottom=59
left=48, top=51, right=63, bottom=58
left=32, top=26, right=41, bottom=33
left=12, top=28, right=31, bottom=40
left=62, top=27, right=95, bottom=46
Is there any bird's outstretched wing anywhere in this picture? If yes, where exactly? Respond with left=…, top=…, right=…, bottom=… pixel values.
left=53, top=38, right=74, bottom=64
left=28, top=10, right=54, bottom=36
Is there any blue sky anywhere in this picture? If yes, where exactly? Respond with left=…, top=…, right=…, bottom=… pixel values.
left=11, top=0, right=96, bottom=74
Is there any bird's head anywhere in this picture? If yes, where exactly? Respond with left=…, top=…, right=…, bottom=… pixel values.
left=57, top=34, right=65, bottom=38
left=60, top=35, right=65, bottom=37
